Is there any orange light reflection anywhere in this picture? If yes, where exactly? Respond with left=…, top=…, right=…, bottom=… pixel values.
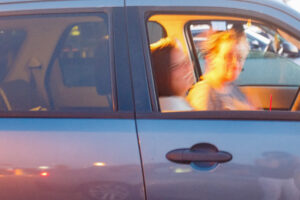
left=93, top=162, right=106, bottom=167
left=40, top=172, right=49, bottom=177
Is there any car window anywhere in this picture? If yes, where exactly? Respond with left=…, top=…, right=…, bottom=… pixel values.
left=0, top=13, right=113, bottom=112
left=0, top=29, right=26, bottom=82
left=147, top=21, right=167, bottom=44
left=59, top=23, right=106, bottom=87
left=147, top=14, right=300, bottom=112
left=190, top=22, right=300, bottom=86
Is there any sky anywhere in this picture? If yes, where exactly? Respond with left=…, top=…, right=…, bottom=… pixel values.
left=273, top=0, right=300, bottom=12
left=286, top=0, right=300, bottom=12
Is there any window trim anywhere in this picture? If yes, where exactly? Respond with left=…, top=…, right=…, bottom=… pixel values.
left=184, top=20, right=201, bottom=79
left=0, top=111, right=134, bottom=119
left=136, top=110, right=300, bottom=121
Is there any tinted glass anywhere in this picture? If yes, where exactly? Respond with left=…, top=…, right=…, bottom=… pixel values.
left=59, top=22, right=109, bottom=87
left=147, top=21, right=167, bottom=44
left=0, top=13, right=113, bottom=112
left=0, top=30, right=26, bottom=81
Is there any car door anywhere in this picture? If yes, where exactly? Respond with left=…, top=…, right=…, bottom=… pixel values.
left=126, top=0, right=300, bottom=199
left=0, top=1, right=144, bottom=200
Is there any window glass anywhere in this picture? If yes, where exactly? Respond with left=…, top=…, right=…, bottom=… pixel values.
left=147, top=14, right=300, bottom=112
left=59, top=22, right=109, bottom=87
left=0, top=13, right=113, bottom=112
left=0, top=30, right=26, bottom=81
left=147, top=21, right=167, bottom=43
left=190, top=22, right=300, bottom=86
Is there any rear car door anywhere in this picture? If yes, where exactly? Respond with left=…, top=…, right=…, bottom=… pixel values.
left=126, top=1, right=300, bottom=199
left=0, top=1, right=144, bottom=200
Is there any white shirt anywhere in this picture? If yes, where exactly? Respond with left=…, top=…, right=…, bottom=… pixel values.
left=159, top=96, right=192, bottom=112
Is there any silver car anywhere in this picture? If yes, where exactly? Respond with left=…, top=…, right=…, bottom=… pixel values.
left=0, top=0, right=298, bottom=200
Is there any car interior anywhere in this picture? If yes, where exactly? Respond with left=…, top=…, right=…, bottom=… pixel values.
left=147, top=14, right=300, bottom=112
left=0, top=14, right=113, bottom=112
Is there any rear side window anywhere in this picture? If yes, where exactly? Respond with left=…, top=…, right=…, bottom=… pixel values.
left=0, top=30, right=26, bottom=81
left=59, top=22, right=109, bottom=87
left=0, top=13, right=113, bottom=113
left=48, top=14, right=113, bottom=112
left=147, top=21, right=167, bottom=44
left=147, top=14, right=300, bottom=112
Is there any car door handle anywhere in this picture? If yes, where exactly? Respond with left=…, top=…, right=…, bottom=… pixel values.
left=166, top=143, right=232, bottom=164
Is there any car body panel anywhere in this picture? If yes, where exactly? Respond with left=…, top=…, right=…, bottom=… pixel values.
left=126, top=0, right=300, bottom=23
left=127, top=1, right=300, bottom=200
left=0, top=1, right=144, bottom=200
left=137, top=119, right=300, bottom=200
left=0, top=0, right=123, bottom=11
left=0, top=0, right=299, bottom=199
left=0, top=118, right=144, bottom=200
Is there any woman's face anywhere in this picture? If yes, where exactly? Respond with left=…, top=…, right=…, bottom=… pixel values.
left=214, top=37, right=249, bottom=83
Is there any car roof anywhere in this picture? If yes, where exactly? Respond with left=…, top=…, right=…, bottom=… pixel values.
left=0, top=0, right=298, bottom=21
left=126, top=0, right=299, bottom=20
left=0, top=0, right=123, bottom=5
left=0, top=0, right=48, bottom=3
left=0, top=0, right=123, bottom=9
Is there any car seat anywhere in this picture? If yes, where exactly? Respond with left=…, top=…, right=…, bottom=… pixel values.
left=0, top=79, right=46, bottom=111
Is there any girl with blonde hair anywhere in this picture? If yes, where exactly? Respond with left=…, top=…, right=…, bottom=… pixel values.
left=187, top=25, right=256, bottom=110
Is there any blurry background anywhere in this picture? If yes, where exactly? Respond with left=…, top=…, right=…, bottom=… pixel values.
left=274, top=0, right=300, bottom=12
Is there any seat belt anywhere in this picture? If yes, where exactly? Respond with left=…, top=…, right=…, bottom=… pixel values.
left=27, top=57, right=47, bottom=111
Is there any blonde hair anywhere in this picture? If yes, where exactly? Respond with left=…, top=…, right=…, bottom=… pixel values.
left=201, top=28, right=249, bottom=72
left=150, top=37, right=179, bottom=53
